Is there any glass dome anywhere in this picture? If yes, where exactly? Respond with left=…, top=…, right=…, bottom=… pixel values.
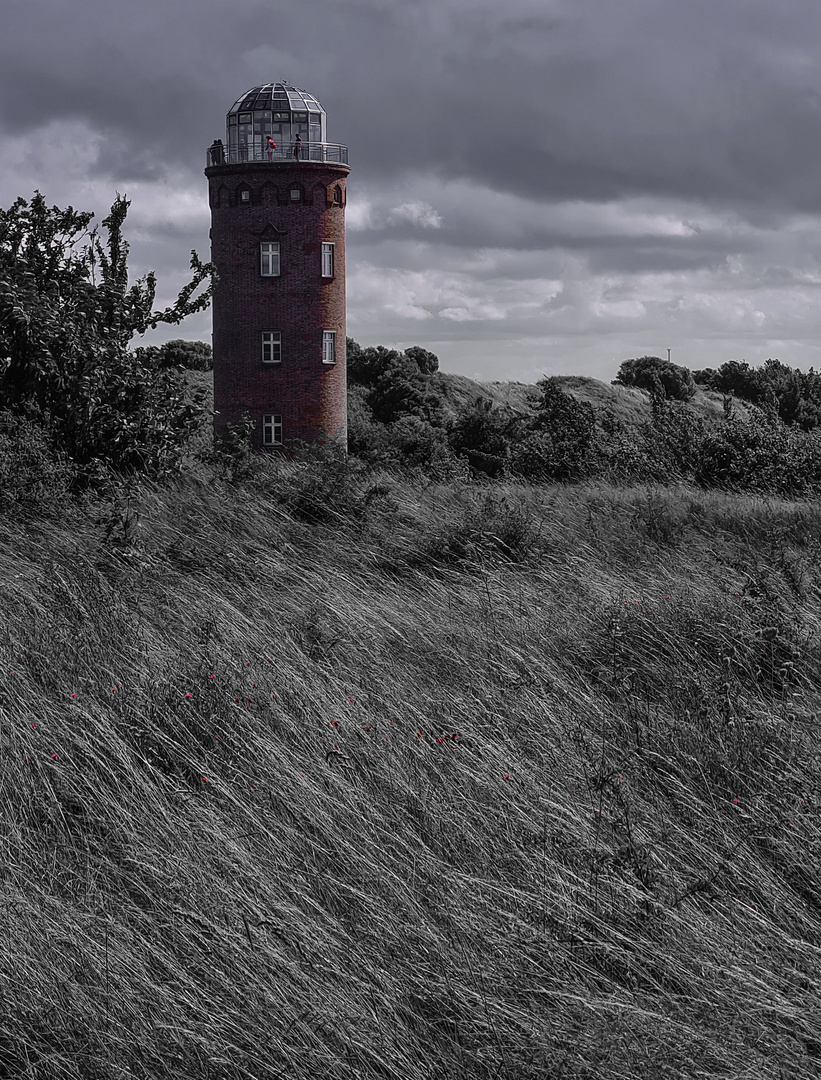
left=226, top=82, right=327, bottom=160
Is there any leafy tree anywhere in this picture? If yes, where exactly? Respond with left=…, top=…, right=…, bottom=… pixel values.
left=404, top=345, right=439, bottom=375
left=614, top=356, right=696, bottom=401
left=345, top=339, right=445, bottom=426
left=511, top=378, right=599, bottom=480
left=692, top=367, right=718, bottom=387
left=384, top=414, right=451, bottom=468
left=709, top=358, right=821, bottom=430
left=345, top=341, right=399, bottom=386
left=710, top=360, right=764, bottom=402
left=157, top=338, right=213, bottom=370
left=367, top=354, right=430, bottom=423
left=449, top=396, right=517, bottom=476
left=0, top=191, right=214, bottom=477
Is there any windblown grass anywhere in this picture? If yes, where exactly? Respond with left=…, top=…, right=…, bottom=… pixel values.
left=2, top=458, right=821, bottom=1078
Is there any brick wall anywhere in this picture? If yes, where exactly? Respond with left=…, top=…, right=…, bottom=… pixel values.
left=205, top=159, right=349, bottom=449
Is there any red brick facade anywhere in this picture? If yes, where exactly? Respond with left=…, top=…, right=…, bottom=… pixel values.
left=204, top=159, right=349, bottom=449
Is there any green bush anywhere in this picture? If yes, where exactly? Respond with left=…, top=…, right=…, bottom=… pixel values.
left=510, top=379, right=599, bottom=481
left=706, top=359, right=821, bottom=431
left=697, top=409, right=821, bottom=495
left=156, top=339, right=213, bottom=370
left=707, top=360, right=764, bottom=401
left=614, top=355, right=696, bottom=401
left=640, top=396, right=708, bottom=483
left=0, top=192, right=213, bottom=479
left=449, top=397, right=516, bottom=477
left=404, top=344, right=439, bottom=375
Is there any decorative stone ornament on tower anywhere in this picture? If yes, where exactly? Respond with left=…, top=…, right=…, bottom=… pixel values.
left=205, top=81, right=349, bottom=449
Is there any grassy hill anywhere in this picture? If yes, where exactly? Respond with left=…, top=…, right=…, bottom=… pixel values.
left=399, top=370, right=746, bottom=427
left=3, top=455, right=821, bottom=1078
left=191, top=365, right=746, bottom=426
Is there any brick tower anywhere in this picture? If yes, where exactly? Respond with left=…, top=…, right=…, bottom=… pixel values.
left=205, top=82, right=349, bottom=449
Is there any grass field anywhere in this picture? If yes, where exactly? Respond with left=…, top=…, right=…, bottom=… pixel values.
left=2, top=455, right=821, bottom=1078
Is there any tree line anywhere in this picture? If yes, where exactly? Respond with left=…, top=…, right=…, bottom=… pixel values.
left=347, top=345, right=821, bottom=495
left=4, top=191, right=821, bottom=501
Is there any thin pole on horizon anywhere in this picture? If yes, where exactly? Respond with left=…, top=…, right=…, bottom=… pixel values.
left=667, top=348, right=672, bottom=363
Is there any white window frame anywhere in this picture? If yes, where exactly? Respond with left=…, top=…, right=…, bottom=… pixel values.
left=240, top=189, right=250, bottom=203
left=261, top=331, right=281, bottom=364
left=290, top=187, right=301, bottom=202
left=321, top=242, right=335, bottom=279
left=260, top=242, right=280, bottom=277
left=262, top=414, right=283, bottom=446
left=322, top=330, right=336, bottom=365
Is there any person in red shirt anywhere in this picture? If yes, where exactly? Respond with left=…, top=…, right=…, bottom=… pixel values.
left=267, top=137, right=277, bottom=161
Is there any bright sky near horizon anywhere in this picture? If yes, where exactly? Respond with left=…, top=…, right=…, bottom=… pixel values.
left=4, top=0, right=821, bottom=384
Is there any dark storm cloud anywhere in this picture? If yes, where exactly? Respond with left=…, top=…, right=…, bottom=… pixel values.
left=4, top=0, right=821, bottom=213
left=332, top=0, right=821, bottom=213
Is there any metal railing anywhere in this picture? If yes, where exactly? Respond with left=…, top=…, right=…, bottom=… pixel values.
left=206, top=142, right=348, bottom=167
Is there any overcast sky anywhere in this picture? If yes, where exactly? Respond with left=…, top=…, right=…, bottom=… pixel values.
left=4, top=0, right=821, bottom=383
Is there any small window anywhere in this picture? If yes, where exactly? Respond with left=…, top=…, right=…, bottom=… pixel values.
left=228, top=114, right=238, bottom=125
left=260, top=242, right=280, bottom=277
left=290, top=187, right=301, bottom=202
left=262, top=414, right=283, bottom=446
left=321, top=242, right=334, bottom=278
left=262, top=331, right=281, bottom=364
left=240, top=189, right=250, bottom=202
left=322, top=330, right=336, bottom=365
left=239, top=113, right=252, bottom=124
left=333, top=187, right=342, bottom=205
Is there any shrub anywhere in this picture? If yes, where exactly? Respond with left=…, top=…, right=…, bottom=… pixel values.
left=0, top=192, right=213, bottom=479
left=200, top=412, right=257, bottom=482
left=697, top=409, right=821, bottom=496
left=511, top=379, right=599, bottom=481
left=614, top=356, right=696, bottom=401
left=709, top=360, right=764, bottom=402
left=449, top=397, right=515, bottom=477
left=640, top=396, right=707, bottom=483
left=384, top=414, right=452, bottom=469
left=708, top=359, right=821, bottom=430
left=156, top=339, right=213, bottom=370
left=404, top=345, right=439, bottom=375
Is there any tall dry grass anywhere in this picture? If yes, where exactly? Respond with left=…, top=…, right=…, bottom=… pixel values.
left=2, top=458, right=821, bottom=1078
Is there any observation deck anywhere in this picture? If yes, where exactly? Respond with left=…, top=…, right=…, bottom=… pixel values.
left=206, top=142, right=348, bottom=168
